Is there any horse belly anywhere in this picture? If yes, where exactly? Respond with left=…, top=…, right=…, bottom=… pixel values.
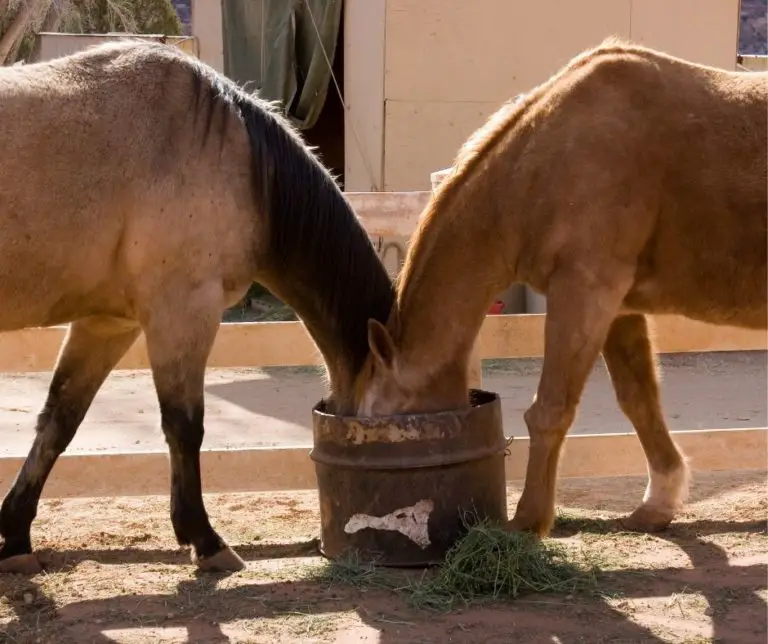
left=0, top=285, right=119, bottom=332
left=0, top=244, right=127, bottom=331
left=623, top=259, right=767, bottom=330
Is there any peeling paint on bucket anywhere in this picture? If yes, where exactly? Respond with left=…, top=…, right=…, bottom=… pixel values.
left=344, top=499, right=435, bottom=549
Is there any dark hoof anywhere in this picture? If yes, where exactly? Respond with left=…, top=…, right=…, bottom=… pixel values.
left=194, top=546, right=246, bottom=572
left=620, top=506, right=674, bottom=533
left=0, top=553, right=43, bottom=575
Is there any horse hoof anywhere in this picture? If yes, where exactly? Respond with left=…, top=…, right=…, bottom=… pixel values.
left=503, top=518, right=545, bottom=539
left=0, top=553, right=43, bottom=575
left=194, top=546, right=246, bottom=572
left=620, top=506, right=674, bottom=533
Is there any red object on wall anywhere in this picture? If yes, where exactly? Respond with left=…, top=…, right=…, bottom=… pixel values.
left=487, top=300, right=505, bottom=315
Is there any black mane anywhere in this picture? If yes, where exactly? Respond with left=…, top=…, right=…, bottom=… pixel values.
left=188, top=54, right=395, bottom=381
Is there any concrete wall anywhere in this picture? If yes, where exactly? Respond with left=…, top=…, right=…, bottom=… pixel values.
left=739, top=55, right=768, bottom=71
left=31, top=33, right=198, bottom=63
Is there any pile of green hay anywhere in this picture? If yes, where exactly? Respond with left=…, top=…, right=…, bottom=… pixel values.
left=409, top=520, right=598, bottom=610
left=316, top=519, right=599, bottom=612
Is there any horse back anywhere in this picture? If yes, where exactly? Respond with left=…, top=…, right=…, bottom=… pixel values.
left=619, top=63, right=767, bottom=327
left=0, top=42, right=255, bottom=329
left=514, top=46, right=767, bottom=328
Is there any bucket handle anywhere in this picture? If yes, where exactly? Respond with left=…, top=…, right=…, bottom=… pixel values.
left=504, top=435, right=514, bottom=456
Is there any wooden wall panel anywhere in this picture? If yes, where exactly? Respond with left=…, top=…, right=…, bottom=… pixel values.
left=629, top=0, right=740, bottom=70
left=381, top=0, right=741, bottom=190
left=384, top=0, right=632, bottom=103
left=383, top=100, right=500, bottom=191
left=344, top=0, right=386, bottom=191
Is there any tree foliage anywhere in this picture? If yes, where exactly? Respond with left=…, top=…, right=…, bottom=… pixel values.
left=0, top=0, right=182, bottom=65
left=60, top=0, right=182, bottom=35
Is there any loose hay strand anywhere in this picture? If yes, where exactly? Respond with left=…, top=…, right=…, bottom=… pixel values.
left=314, top=518, right=600, bottom=612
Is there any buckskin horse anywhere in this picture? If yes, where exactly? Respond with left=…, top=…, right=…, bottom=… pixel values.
left=353, top=38, right=767, bottom=537
left=0, top=40, right=394, bottom=573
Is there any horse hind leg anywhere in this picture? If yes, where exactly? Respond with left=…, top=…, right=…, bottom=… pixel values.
left=142, top=286, right=245, bottom=572
left=602, top=314, right=689, bottom=532
left=508, top=268, right=632, bottom=536
left=0, top=317, right=140, bottom=573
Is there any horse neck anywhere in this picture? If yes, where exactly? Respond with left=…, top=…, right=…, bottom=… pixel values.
left=264, top=256, right=394, bottom=411
left=236, top=97, right=395, bottom=411
left=395, top=180, right=514, bottom=376
left=301, top=290, right=363, bottom=399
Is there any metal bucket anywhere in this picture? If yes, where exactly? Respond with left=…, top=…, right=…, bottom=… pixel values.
left=310, top=389, right=510, bottom=567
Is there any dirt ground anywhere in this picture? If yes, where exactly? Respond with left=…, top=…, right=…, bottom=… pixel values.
left=0, top=469, right=765, bottom=644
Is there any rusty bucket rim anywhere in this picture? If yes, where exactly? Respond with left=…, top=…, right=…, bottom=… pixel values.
left=311, top=387, right=500, bottom=423
left=310, top=387, right=511, bottom=470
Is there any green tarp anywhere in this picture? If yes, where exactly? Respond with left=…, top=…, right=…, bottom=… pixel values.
left=221, top=0, right=341, bottom=130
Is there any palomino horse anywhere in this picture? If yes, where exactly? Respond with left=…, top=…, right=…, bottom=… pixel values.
left=0, top=41, right=394, bottom=573
left=354, top=38, right=767, bottom=537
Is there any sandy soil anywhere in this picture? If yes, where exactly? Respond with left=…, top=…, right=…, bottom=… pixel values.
left=0, top=351, right=765, bottom=457
left=0, top=470, right=765, bottom=644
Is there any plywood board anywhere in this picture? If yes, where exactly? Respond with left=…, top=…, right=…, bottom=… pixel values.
left=1, top=428, right=763, bottom=498
left=629, top=0, right=740, bottom=70
left=343, top=0, right=386, bottom=191
left=384, top=0, right=631, bottom=103
left=383, top=99, right=500, bottom=191
left=0, top=314, right=763, bottom=374
left=477, top=314, right=768, bottom=359
left=191, top=0, right=225, bottom=72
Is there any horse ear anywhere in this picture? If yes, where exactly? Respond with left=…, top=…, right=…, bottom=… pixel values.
left=368, top=319, right=397, bottom=369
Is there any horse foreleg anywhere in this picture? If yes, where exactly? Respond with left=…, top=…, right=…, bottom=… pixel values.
left=143, top=291, right=245, bottom=573
left=602, top=314, right=689, bottom=532
left=0, top=317, right=140, bottom=573
left=508, top=269, right=631, bottom=537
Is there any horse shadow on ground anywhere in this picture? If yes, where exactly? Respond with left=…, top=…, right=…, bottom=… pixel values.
left=1, top=517, right=765, bottom=643
left=204, top=368, right=324, bottom=429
